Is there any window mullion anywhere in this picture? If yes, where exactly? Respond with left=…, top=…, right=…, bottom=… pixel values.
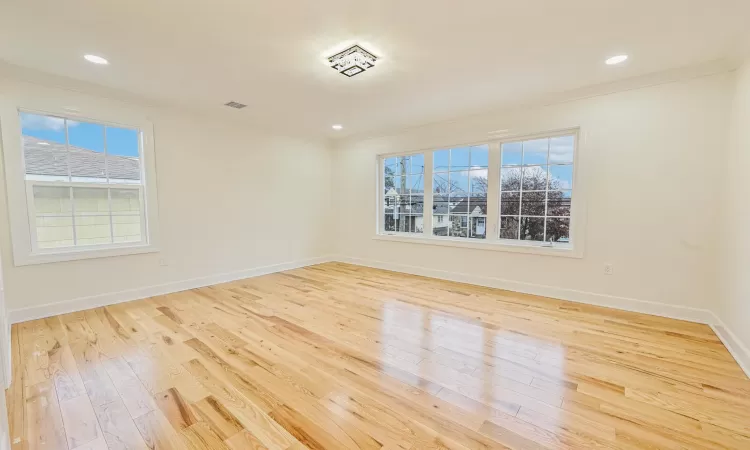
left=64, top=118, right=71, bottom=182
left=107, top=188, right=114, bottom=244
left=423, top=152, right=433, bottom=236
left=486, top=142, right=500, bottom=242
left=69, top=186, right=77, bottom=245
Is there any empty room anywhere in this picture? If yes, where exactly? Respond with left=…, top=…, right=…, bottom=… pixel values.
left=0, top=1, right=749, bottom=449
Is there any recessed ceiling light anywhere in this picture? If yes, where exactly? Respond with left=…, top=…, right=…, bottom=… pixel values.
left=605, top=55, right=628, bottom=65
left=332, top=124, right=343, bottom=130
left=328, top=45, right=378, bottom=77
left=84, top=54, right=109, bottom=65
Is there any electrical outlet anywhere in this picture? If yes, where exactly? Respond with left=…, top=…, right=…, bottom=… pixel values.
left=604, top=263, right=614, bottom=275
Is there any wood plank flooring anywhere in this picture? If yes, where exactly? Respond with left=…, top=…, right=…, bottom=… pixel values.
left=6, top=262, right=750, bottom=449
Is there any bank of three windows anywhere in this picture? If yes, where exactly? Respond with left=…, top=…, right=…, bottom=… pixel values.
left=380, top=132, right=576, bottom=245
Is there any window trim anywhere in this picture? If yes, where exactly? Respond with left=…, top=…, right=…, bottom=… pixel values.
left=0, top=93, right=161, bottom=266
left=375, top=128, right=585, bottom=258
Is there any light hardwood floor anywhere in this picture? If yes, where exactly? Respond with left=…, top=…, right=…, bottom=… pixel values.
left=6, top=262, right=750, bottom=449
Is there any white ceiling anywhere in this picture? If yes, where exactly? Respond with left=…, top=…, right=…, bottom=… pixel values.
left=1, top=0, right=749, bottom=139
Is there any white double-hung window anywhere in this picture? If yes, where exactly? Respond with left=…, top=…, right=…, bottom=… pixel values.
left=377, top=129, right=582, bottom=257
left=1, top=95, right=160, bottom=265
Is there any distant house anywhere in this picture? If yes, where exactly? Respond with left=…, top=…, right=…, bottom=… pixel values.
left=432, top=196, right=487, bottom=237
left=385, top=191, right=487, bottom=237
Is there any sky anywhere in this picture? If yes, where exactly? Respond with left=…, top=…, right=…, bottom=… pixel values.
left=20, top=112, right=140, bottom=157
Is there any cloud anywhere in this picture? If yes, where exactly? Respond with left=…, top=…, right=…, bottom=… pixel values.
left=459, top=166, right=488, bottom=178
left=549, top=136, right=574, bottom=163
left=20, top=113, right=79, bottom=131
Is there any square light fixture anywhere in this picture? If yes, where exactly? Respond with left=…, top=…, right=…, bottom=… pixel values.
left=328, top=45, right=378, bottom=77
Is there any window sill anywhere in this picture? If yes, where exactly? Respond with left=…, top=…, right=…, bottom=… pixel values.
left=15, top=244, right=160, bottom=266
left=372, top=233, right=582, bottom=258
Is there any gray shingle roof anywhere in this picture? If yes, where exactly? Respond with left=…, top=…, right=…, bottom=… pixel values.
left=23, top=136, right=140, bottom=180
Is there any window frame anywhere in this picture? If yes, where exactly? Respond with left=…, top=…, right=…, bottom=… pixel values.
left=0, top=94, right=161, bottom=266
left=375, top=128, right=584, bottom=258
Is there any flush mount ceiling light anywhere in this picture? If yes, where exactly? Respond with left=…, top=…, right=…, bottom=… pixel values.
left=605, top=55, right=628, bottom=65
left=84, top=54, right=109, bottom=65
left=328, top=45, right=378, bottom=77
left=332, top=124, right=343, bottom=130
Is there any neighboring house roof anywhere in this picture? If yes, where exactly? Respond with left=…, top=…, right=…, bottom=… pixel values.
left=386, top=195, right=487, bottom=217
left=23, top=136, right=140, bottom=180
left=447, top=197, right=487, bottom=215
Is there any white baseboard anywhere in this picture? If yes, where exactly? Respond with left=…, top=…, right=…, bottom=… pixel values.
left=8, top=255, right=333, bottom=324
left=334, top=255, right=716, bottom=325
left=710, top=314, right=750, bottom=379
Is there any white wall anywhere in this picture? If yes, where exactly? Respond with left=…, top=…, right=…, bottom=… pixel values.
left=332, top=73, right=733, bottom=316
left=718, top=61, right=750, bottom=367
left=0, top=76, right=332, bottom=318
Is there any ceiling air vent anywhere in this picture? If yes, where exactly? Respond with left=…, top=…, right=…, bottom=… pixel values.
left=224, top=101, right=247, bottom=109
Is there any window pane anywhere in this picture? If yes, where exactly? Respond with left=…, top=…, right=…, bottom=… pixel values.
left=106, top=127, right=141, bottom=182
left=522, top=166, right=547, bottom=191
left=521, top=191, right=545, bottom=216
left=523, top=138, right=548, bottom=165
left=113, top=214, right=142, bottom=243
left=470, top=217, right=487, bottom=239
left=450, top=196, right=468, bottom=214
left=383, top=153, right=424, bottom=235
left=393, top=176, right=406, bottom=195
left=72, top=187, right=109, bottom=214
left=450, top=148, right=470, bottom=171
left=546, top=218, right=570, bottom=243
left=549, top=165, right=573, bottom=190
left=501, top=167, right=522, bottom=191
left=412, top=215, right=424, bottom=233
left=433, top=173, right=450, bottom=194
left=449, top=215, right=468, bottom=237
left=501, top=142, right=522, bottom=166
left=35, top=215, right=74, bottom=249
left=499, top=216, right=519, bottom=239
left=75, top=214, right=112, bottom=246
left=433, top=215, right=448, bottom=236
left=410, top=154, right=424, bottom=174
left=408, top=174, right=424, bottom=194
left=69, top=121, right=106, bottom=181
left=396, top=196, right=410, bottom=217
left=110, top=189, right=141, bottom=213
left=33, top=186, right=71, bottom=214
left=449, top=172, right=469, bottom=197
left=434, top=150, right=450, bottom=171
left=395, top=213, right=408, bottom=232
left=549, top=135, right=574, bottom=163
left=33, top=186, right=74, bottom=249
left=384, top=212, right=395, bottom=231
left=384, top=157, right=398, bottom=174
left=547, top=190, right=572, bottom=217
left=384, top=175, right=396, bottom=196
left=21, top=113, right=68, bottom=180
left=428, top=193, right=447, bottom=214
left=520, top=217, right=544, bottom=241
left=469, top=196, right=487, bottom=215
left=469, top=169, right=488, bottom=197
left=396, top=156, right=410, bottom=175
left=470, top=145, right=489, bottom=168
left=408, top=195, right=424, bottom=215
left=501, top=192, right=520, bottom=216
left=384, top=195, right=396, bottom=211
